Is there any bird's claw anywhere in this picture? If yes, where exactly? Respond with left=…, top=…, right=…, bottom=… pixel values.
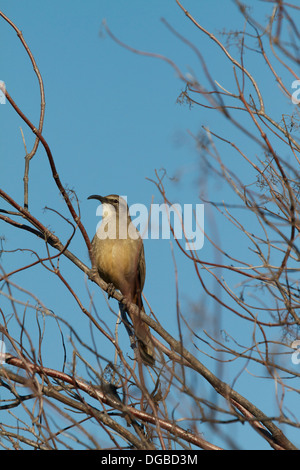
left=107, top=283, right=116, bottom=299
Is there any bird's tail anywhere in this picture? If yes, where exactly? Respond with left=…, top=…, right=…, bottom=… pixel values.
left=132, top=295, right=155, bottom=366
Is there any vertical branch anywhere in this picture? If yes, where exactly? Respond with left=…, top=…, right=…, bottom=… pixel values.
left=0, top=10, right=46, bottom=210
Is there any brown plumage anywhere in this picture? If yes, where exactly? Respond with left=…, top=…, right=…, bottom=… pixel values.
left=88, top=194, right=155, bottom=366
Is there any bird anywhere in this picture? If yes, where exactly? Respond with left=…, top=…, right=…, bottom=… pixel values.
left=88, top=194, right=155, bottom=366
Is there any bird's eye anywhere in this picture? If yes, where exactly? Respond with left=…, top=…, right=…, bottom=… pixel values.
left=113, top=199, right=118, bottom=204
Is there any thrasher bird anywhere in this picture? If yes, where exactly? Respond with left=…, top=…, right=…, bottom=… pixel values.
left=88, top=194, right=155, bottom=366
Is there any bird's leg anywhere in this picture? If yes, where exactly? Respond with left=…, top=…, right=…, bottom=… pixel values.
left=90, top=268, right=116, bottom=299
left=106, top=282, right=116, bottom=299
left=90, top=266, right=100, bottom=280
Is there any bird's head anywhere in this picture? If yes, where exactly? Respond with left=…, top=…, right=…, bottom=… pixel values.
left=88, top=194, right=129, bottom=218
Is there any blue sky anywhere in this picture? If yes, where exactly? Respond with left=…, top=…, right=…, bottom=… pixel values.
left=1, top=1, right=299, bottom=450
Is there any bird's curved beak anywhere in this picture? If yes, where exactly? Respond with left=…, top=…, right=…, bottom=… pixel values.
left=87, top=195, right=106, bottom=203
